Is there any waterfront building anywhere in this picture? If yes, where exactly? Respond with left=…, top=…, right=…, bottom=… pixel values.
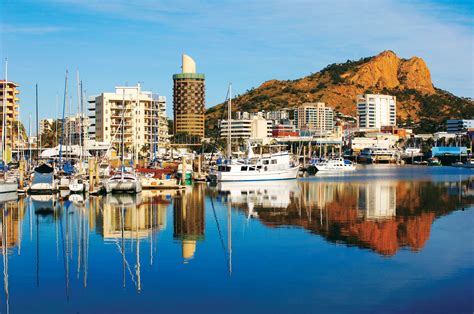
left=357, top=94, right=396, bottom=129
left=88, top=96, right=96, bottom=142
left=92, top=84, right=168, bottom=156
left=173, top=54, right=205, bottom=137
left=446, top=119, right=474, bottom=133
left=0, top=80, right=20, bottom=156
left=219, top=114, right=273, bottom=140
left=294, top=102, right=334, bottom=135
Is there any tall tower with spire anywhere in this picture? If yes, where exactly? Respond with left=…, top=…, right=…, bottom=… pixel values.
left=172, top=54, right=206, bottom=137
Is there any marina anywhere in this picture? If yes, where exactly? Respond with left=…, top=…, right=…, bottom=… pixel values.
left=1, top=1, right=473, bottom=312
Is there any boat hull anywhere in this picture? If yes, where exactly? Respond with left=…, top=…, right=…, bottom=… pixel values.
left=0, top=182, right=18, bottom=194
left=108, top=180, right=142, bottom=193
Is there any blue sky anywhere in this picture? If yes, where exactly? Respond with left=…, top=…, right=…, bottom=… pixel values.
left=0, top=0, right=473, bottom=130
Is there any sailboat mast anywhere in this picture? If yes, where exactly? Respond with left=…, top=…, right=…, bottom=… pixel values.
left=227, top=84, right=232, bottom=158
left=36, top=84, right=39, bottom=162
left=121, top=89, right=125, bottom=172
left=2, top=58, right=7, bottom=164
left=59, top=70, right=68, bottom=166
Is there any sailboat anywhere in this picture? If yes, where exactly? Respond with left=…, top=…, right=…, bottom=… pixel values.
left=107, top=88, right=142, bottom=193
left=0, top=59, right=18, bottom=194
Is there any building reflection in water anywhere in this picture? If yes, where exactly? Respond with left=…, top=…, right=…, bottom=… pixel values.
left=173, top=184, right=205, bottom=262
left=217, top=178, right=473, bottom=256
left=0, top=194, right=27, bottom=314
left=100, top=192, right=169, bottom=291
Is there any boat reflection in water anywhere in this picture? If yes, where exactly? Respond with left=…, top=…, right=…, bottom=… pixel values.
left=216, top=178, right=473, bottom=256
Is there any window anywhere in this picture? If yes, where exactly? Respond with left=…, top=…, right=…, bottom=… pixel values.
left=241, top=166, right=248, bottom=171
left=271, top=159, right=277, bottom=164
left=263, top=160, right=269, bottom=165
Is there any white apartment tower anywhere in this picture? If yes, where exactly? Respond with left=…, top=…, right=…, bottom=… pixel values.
left=294, top=102, right=334, bottom=134
left=92, top=84, right=168, bottom=157
left=357, top=94, right=396, bottom=129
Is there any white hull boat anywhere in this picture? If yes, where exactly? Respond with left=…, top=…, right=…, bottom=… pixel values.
left=29, top=164, right=58, bottom=194
left=210, top=151, right=299, bottom=182
left=316, top=158, right=356, bottom=172
left=0, top=181, right=18, bottom=194
left=107, top=171, right=142, bottom=193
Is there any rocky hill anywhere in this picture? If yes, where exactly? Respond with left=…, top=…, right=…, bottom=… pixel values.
left=206, top=50, right=473, bottom=135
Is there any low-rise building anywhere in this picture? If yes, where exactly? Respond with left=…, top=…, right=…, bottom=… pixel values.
left=219, top=114, right=272, bottom=140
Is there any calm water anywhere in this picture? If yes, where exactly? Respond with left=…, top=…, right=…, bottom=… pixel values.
left=0, top=166, right=473, bottom=314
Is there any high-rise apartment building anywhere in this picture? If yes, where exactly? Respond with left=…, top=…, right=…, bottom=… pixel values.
left=357, top=94, right=396, bottom=129
left=92, top=84, right=168, bottom=157
left=173, top=54, right=205, bottom=137
left=0, top=80, right=20, bottom=155
left=294, top=102, right=334, bottom=135
left=63, top=114, right=90, bottom=146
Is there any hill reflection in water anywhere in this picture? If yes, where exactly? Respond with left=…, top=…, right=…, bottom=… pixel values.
left=214, top=177, right=473, bottom=256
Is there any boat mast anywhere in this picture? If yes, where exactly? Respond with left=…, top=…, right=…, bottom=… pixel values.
left=121, top=89, right=125, bottom=177
left=59, top=70, right=68, bottom=167
left=2, top=58, right=7, bottom=165
left=227, top=84, right=232, bottom=158
left=36, top=84, right=40, bottom=163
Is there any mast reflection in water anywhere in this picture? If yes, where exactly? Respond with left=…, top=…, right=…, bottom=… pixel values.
left=0, top=167, right=472, bottom=313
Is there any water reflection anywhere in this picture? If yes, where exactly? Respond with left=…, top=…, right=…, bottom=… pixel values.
left=174, top=184, right=205, bottom=262
left=0, top=169, right=472, bottom=313
left=215, top=178, right=473, bottom=256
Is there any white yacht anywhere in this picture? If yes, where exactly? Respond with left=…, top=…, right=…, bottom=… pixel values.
left=210, top=150, right=299, bottom=182
left=316, top=158, right=356, bottom=172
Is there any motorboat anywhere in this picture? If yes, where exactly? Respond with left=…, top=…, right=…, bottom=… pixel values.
left=315, top=158, right=356, bottom=172
left=106, top=166, right=142, bottom=193
left=29, top=163, right=58, bottom=194
left=209, top=147, right=299, bottom=182
left=451, top=161, right=464, bottom=168
left=69, top=175, right=89, bottom=193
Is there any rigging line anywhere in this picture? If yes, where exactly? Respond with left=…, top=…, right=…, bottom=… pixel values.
left=59, top=207, right=69, bottom=300
left=209, top=196, right=230, bottom=271
left=113, top=240, right=138, bottom=288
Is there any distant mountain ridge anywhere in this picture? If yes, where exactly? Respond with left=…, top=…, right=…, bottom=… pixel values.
left=206, top=50, right=473, bottom=134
